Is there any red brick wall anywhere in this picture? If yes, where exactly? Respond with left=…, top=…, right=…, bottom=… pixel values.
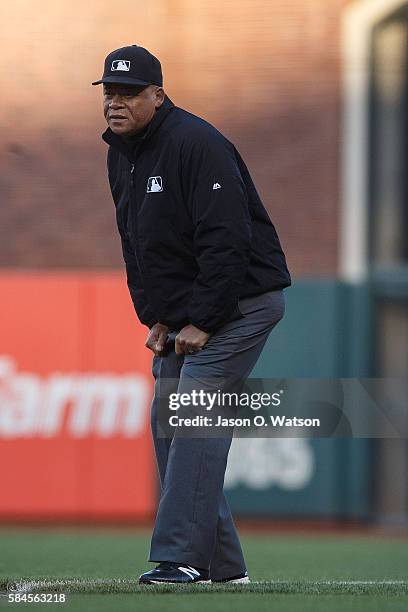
left=0, top=0, right=348, bottom=275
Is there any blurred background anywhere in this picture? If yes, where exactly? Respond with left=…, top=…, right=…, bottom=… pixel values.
left=1, top=0, right=408, bottom=532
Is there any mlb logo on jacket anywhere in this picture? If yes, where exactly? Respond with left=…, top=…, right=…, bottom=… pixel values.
left=147, top=176, right=163, bottom=193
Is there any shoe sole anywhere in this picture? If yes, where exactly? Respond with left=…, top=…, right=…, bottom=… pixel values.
left=211, top=576, right=250, bottom=584
left=141, top=580, right=211, bottom=585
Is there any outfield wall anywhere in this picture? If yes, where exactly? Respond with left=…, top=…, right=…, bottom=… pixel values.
left=0, top=272, right=156, bottom=520
left=0, top=274, right=373, bottom=521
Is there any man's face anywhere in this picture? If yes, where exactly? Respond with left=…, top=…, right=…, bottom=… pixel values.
left=103, top=84, right=165, bottom=136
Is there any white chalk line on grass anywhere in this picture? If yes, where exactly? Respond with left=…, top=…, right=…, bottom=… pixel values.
left=7, top=579, right=408, bottom=593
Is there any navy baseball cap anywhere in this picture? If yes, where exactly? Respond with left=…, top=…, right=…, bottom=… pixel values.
left=92, top=45, right=163, bottom=87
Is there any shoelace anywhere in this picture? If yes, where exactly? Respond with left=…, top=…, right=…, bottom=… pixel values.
left=154, top=561, right=209, bottom=579
left=155, top=561, right=206, bottom=576
left=155, top=561, right=179, bottom=571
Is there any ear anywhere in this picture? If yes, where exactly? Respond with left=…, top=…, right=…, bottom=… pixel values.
left=154, top=87, right=165, bottom=108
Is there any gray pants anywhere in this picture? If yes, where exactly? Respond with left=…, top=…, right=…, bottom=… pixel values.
left=148, top=289, right=285, bottom=579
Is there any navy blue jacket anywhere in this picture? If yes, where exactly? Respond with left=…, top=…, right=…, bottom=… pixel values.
left=103, top=95, right=291, bottom=333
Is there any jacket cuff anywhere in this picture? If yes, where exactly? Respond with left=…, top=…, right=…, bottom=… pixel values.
left=189, top=320, right=216, bottom=334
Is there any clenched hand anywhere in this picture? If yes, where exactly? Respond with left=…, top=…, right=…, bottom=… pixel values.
left=145, top=322, right=169, bottom=356
left=175, top=324, right=210, bottom=355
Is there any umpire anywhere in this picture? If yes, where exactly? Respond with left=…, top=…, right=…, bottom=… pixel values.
left=93, top=44, right=291, bottom=584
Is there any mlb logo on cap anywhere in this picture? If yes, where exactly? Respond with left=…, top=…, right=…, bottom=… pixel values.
left=111, top=60, right=130, bottom=72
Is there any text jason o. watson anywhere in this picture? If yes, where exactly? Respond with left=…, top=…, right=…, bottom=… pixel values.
left=168, top=415, right=321, bottom=428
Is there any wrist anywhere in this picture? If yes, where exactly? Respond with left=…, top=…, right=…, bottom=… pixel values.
left=155, top=322, right=169, bottom=331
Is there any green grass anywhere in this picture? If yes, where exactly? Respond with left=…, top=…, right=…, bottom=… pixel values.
left=0, top=528, right=407, bottom=611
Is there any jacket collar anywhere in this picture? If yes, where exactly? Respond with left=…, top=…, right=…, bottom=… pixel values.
left=102, top=95, right=175, bottom=160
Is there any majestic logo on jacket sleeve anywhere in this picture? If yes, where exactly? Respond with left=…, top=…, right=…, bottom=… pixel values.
left=147, top=176, right=163, bottom=193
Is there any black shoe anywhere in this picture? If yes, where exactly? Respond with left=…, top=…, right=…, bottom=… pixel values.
left=139, top=561, right=210, bottom=584
left=211, top=571, right=250, bottom=584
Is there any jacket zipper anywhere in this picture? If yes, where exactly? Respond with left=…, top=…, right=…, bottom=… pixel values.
left=128, top=158, right=149, bottom=291
left=125, top=163, right=135, bottom=240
